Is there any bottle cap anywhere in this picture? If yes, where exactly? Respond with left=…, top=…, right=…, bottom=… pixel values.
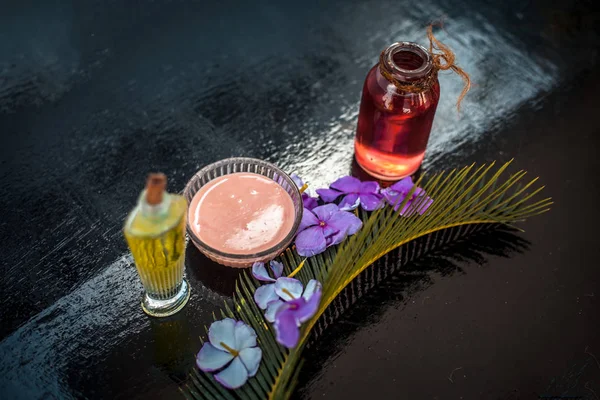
left=145, top=173, right=167, bottom=205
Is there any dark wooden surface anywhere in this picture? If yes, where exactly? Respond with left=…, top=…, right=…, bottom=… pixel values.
left=1, top=0, right=599, bottom=399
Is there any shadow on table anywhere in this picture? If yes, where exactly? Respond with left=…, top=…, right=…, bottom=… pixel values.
left=179, top=183, right=532, bottom=398
left=133, top=244, right=245, bottom=390
left=297, top=224, right=530, bottom=397
left=185, top=243, right=247, bottom=298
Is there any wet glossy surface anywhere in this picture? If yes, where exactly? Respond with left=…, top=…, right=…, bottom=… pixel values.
left=1, top=0, right=599, bottom=399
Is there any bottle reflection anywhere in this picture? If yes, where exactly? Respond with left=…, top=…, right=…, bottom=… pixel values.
left=350, top=157, right=422, bottom=188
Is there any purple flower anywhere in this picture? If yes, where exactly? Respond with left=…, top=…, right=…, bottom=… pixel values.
left=272, top=279, right=322, bottom=348
left=252, top=259, right=322, bottom=330
left=252, top=261, right=295, bottom=322
left=294, top=204, right=362, bottom=257
left=316, top=176, right=384, bottom=211
left=252, top=260, right=284, bottom=283
left=252, top=261, right=323, bottom=348
left=291, top=173, right=318, bottom=211
left=381, top=177, right=433, bottom=216
left=196, top=318, right=262, bottom=389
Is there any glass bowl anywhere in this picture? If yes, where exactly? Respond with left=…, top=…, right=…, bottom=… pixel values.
left=183, top=157, right=303, bottom=268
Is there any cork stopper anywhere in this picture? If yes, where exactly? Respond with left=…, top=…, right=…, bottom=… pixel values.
left=145, top=173, right=167, bottom=205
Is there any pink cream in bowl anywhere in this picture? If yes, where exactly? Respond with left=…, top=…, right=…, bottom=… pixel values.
left=189, top=172, right=295, bottom=254
left=183, top=158, right=303, bottom=268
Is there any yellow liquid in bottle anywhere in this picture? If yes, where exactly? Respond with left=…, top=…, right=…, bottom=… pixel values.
left=124, top=194, right=187, bottom=299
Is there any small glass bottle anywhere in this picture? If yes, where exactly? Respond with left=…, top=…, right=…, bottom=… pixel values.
left=354, top=42, right=440, bottom=180
left=124, top=173, right=190, bottom=317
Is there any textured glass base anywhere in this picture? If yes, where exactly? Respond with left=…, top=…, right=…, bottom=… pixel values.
left=141, top=279, right=191, bottom=317
left=354, top=147, right=423, bottom=181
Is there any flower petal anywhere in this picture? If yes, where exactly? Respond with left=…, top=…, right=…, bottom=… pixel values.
left=322, top=224, right=340, bottom=238
left=402, top=195, right=433, bottom=216
left=290, top=173, right=304, bottom=188
left=302, top=194, right=319, bottom=211
left=398, top=199, right=415, bottom=215
left=274, top=277, right=303, bottom=300
left=315, top=188, right=342, bottom=203
left=274, top=309, right=300, bottom=348
left=330, top=176, right=361, bottom=193
left=252, top=262, right=275, bottom=282
left=384, top=187, right=420, bottom=212
left=239, top=347, right=262, bottom=377
left=412, top=186, right=425, bottom=197
left=417, top=196, right=434, bottom=214
left=389, top=176, right=415, bottom=193
left=302, top=279, right=321, bottom=301
left=386, top=182, right=426, bottom=212
left=264, top=299, right=285, bottom=322
left=328, top=210, right=363, bottom=236
left=338, top=193, right=360, bottom=211
left=359, top=193, right=384, bottom=211
left=312, top=203, right=339, bottom=222
left=382, top=189, right=404, bottom=207
left=325, top=235, right=337, bottom=247
left=297, top=208, right=320, bottom=233
left=214, top=357, right=248, bottom=389
left=295, top=287, right=322, bottom=323
left=196, top=343, right=234, bottom=372
left=269, top=260, right=284, bottom=279
left=325, top=210, right=363, bottom=246
left=326, top=230, right=346, bottom=247
left=295, top=225, right=327, bottom=257
left=381, top=188, right=398, bottom=199
left=208, top=318, right=237, bottom=351
left=234, top=320, right=257, bottom=350
left=359, top=180, right=380, bottom=194
left=254, top=284, right=279, bottom=310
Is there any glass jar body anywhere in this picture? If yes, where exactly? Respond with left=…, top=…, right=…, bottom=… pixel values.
left=124, top=193, right=190, bottom=317
left=354, top=44, right=440, bottom=180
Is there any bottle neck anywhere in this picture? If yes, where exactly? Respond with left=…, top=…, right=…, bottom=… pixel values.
left=379, top=42, right=434, bottom=87
left=139, top=190, right=171, bottom=219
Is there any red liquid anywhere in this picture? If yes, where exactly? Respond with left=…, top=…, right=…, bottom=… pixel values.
left=354, top=63, right=440, bottom=180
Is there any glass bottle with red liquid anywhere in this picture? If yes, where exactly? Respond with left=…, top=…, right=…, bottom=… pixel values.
left=354, top=42, right=440, bottom=180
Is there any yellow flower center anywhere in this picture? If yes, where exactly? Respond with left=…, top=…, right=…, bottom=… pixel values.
left=220, top=342, right=239, bottom=357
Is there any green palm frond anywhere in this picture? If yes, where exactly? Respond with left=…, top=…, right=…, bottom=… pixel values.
left=181, top=161, right=551, bottom=400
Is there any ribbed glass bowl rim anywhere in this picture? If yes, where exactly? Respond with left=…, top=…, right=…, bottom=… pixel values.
left=183, top=157, right=303, bottom=260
